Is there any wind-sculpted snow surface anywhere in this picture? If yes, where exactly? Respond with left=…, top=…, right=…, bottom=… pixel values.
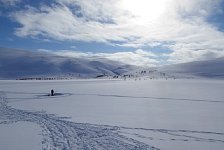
left=0, top=92, right=157, bottom=150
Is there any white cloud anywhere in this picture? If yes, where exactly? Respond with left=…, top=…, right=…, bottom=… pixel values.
left=38, top=48, right=158, bottom=66
left=167, top=49, right=224, bottom=63
left=11, top=0, right=224, bottom=64
left=70, top=45, right=77, bottom=49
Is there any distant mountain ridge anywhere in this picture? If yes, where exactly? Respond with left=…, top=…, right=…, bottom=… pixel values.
left=0, top=47, right=136, bottom=79
left=158, top=58, right=224, bottom=78
left=1, top=47, right=224, bottom=79
left=123, top=57, right=224, bottom=79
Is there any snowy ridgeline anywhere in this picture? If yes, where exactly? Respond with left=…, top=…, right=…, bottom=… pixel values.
left=0, top=47, right=136, bottom=80
left=1, top=47, right=224, bottom=80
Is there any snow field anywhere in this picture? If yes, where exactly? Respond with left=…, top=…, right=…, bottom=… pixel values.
left=1, top=79, right=224, bottom=150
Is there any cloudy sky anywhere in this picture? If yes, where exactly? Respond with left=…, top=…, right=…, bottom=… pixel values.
left=0, top=0, right=224, bottom=66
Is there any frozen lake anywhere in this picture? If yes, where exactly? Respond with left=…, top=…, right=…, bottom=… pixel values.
left=1, top=79, right=224, bottom=150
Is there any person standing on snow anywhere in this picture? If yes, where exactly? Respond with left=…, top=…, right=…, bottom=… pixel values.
left=51, top=89, right=54, bottom=96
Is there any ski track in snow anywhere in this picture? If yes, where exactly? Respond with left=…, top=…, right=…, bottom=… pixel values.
left=0, top=92, right=156, bottom=150
left=1, top=91, right=224, bottom=150
left=118, top=127, right=224, bottom=143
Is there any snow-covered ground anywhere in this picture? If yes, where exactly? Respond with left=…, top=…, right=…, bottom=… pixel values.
left=1, top=79, right=224, bottom=150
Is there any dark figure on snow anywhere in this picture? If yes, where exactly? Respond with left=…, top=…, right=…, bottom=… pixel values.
left=51, top=89, right=54, bottom=96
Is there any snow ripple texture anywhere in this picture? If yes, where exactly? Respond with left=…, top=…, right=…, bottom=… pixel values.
left=0, top=92, right=157, bottom=150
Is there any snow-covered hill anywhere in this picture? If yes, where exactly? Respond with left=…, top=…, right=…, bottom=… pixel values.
left=1, top=47, right=224, bottom=79
left=158, top=58, right=224, bottom=79
left=0, top=47, right=136, bottom=79
left=123, top=58, right=224, bottom=79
